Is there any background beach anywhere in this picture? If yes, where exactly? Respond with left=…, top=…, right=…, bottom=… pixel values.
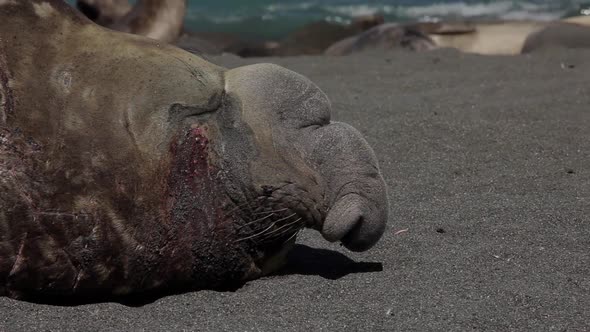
left=160, top=0, right=590, bottom=40
left=69, top=0, right=590, bottom=40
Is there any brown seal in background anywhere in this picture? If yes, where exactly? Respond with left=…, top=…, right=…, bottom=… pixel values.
left=77, top=0, right=186, bottom=43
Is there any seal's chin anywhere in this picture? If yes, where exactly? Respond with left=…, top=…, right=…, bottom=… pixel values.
left=233, top=185, right=319, bottom=278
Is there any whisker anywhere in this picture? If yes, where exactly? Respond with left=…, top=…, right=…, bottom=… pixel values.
left=234, top=221, right=279, bottom=243
left=259, top=217, right=303, bottom=242
left=261, top=225, right=302, bottom=244
left=236, top=213, right=275, bottom=230
left=252, top=208, right=289, bottom=215
left=234, top=213, right=297, bottom=242
left=283, top=228, right=302, bottom=244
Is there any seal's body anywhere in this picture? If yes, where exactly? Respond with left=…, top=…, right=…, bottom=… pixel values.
left=0, top=1, right=389, bottom=300
left=429, top=21, right=547, bottom=55
left=326, top=21, right=549, bottom=56
left=522, top=18, right=590, bottom=53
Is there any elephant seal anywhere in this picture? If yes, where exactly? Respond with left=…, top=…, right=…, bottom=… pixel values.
left=425, top=21, right=547, bottom=55
left=325, top=23, right=436, bottom=56
left=0, top=0, right=389, bottom=301
left=562, top=15, right=590, bottom=26
left=326, top=20, right=551, bottom=56
left=77, top=0, right=186, bottom=43
left=521, top=22, right=590, bottom=53
left=276, top=15, right=384, bottom=56
left=76, top=0, right=131, bottom=26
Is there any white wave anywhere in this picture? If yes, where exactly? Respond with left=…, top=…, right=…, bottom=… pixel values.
left=500, top=10, right=564, bottom=21
left=261, top=14, right=276, bottom=21
left=519, top=2, right=548, bottom=11
left=324, top=16, right=352, bottom=24
left=266, top=2, right=316, bottom=13
left=207, top=15, right=248, bottom=24
left=320, top=1, right=564, bottom=21
left=323, top=4, right=397, bottom=17
left=184, top=0, right=588, bottom=27
left=403, top=1, right=515, bottom=18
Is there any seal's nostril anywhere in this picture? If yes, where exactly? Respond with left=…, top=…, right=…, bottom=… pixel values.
left=321, top=192, right=386, bottom=252
left=321, top=194, right=364, bottom=242
left=339, top=209, right=387, bottom=252
left=340, top=216, right=366, bottom=250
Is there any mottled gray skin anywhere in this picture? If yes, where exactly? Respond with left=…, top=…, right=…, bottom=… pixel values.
left=0, top=0, right=388, bottom=300
left=325, top=23, right=436, bottom=56
left=521, top=22, right=590, bottom=53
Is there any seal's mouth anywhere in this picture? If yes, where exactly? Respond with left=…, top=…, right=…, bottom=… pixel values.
left=232, top=183, right=325, bottom=246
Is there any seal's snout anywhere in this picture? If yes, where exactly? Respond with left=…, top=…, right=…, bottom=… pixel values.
left=225, top=63, right=389, bottom=252
left=308, top=122, right=389, bottom=252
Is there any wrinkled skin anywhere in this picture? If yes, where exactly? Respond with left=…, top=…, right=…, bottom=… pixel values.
left=0, top=0, right=388, bottom=300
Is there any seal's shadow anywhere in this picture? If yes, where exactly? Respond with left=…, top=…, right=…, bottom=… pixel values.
left=277, top=244, right=383, bottom=280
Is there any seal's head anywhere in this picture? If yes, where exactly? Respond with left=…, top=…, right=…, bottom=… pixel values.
left=116, top=59, right=389, bottom=278
left=145, top=62, right=389, bottom=278
left=221, top=64, right=388, bottom=253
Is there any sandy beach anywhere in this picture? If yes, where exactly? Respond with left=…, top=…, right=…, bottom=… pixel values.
left=1, top=48, right=589, bottom=331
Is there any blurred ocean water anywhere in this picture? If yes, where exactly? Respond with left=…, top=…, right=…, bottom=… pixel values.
left=68, top=0, right=590, bottom=40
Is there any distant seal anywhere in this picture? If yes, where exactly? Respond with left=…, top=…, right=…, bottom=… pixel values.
left=427, top=21, right=547, bottom=55
left=277, top=14, right=384, bottom=56
left=0, top=0, right=388, bottom=300
left=77, top=0, right=186, bottom=43
left=562, top=15, right=590, bottom=27
left=184, top=31, right=281, bottom=57
left=76, top=0, right=131, bottom=26
left=326, top=20, right=554, bottom=56
left=522, top=22, right=590, bottom=53
left=325, top=23, right=436, bottom=56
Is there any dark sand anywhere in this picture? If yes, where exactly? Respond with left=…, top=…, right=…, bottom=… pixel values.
left=1, top=49, right=589, bottom=331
